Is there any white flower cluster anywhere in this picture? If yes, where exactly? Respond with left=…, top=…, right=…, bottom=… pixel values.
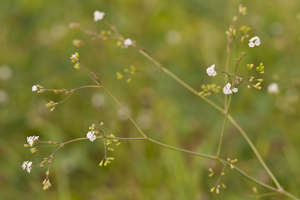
left=22, top=161, right=33, bottom=173
left=94, top=11, right=105, bottom=22
left=27, top=135, right=39, bottom=147
left=248, top=36, right=261, bottom=48
left=87, top=131, right=96, bottom=142
left=268, top=83, right=279, bottom=94
left=206, top=64, right=217, bottom=77
left=124, top=38, right=133, bottom=48
left=223, top=83, right=238, bottom=95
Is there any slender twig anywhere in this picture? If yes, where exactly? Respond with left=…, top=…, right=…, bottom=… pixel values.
left=101, top=86, right=148, bottom=138
left=216, top=94, right=232, bottom=157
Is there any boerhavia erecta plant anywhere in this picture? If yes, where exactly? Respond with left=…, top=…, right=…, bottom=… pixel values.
left=23, top=5, right=299, bottom=200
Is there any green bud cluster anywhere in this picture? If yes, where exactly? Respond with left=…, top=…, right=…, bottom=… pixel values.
left=42, top=176, right=51, bottom=190
left=240, top=25, right=251, bottom=38
left=198, top=84, right=220, bottom=98
left=239, top=5, right=247, bottom=16
left=45, top=101, right=58, bottom=112
left=225, top=28, right=236, bottom=37
left=247, top=63, right=264, bottom=90
left=99, top=157, right=115, bottom=167
left=256, top=63, right=265, bottom=74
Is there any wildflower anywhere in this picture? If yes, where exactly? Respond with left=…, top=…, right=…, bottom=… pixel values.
left=22, top=161, right=33, bottom=173
left=268, top=83, right=279, bottom=94
left=86, top=131, right=96, bottom=142
left=248, top=36, right=261, bottom=48
left=70, top=52, right=79, bottom=63
left=32, top=85, right=38, bottom=92
left=27, top=135, right=39, bottom=147
left=94, top=11, right=105, bottom=22
left=124, top=38, right=133, bottom=48
left=232, top=87, right=238, bottom=93
left=70, top=54, right=77, bottom=60
left=206, top=64, right=217, bottom=77
left=223, top=83, right=233, bottom=95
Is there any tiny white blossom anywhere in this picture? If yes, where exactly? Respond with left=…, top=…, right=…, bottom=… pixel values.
left=248, top=42, right=255, bottom=48
left=22, top=161, right=33, bottom=173
left=22, top=161, right=28, bottom=170
left=94, top=11, right=105, bottom=22
left=206, top=64, right=217, bottom=77
left=223, top=83, right=233, bottom=95
left=248, top=36, right=261, bottom=48
left=232, top=87, right=238, bottom=93
left=87, top=131, right=96, bottom=142
left=124, top=38, right=133, bottom=48
left=70, top=54, right=77, bottom=60
left=32, top=85, right=38, bottom=92
left=27, top=135, right=39, bottom=147
left=26, top=161, right=32, bottom=173
left=268, top=83, right=279, bottom=94
left=254, top=39, right=261, bottom=46
left=249, top=36, right=259, bottom=42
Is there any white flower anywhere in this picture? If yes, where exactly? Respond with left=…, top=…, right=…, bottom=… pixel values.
left=22, top=161, right=33, bottom=173
left=249, top=36, right=259, bottom=42
left=94, top=11, right=105, bottom=22
left=87, top=131, right=96, bottom=142
left=26, top=161, right=32, bottom=173
left=124, top=38, right=133, bottom=48
left=248, top=36, right=261, bottom=48
left=268, top=83, right=279, bottom=94
left=27, top=135, right=39, bottom=147
left=254, top=39, right=261, bottom=46
left=22, top=161, right=28, bottom=170
left=223, top=83, right=233, bottom=95
left=232, top=87, right=238, bottom=93
left=70, top=54, right=77, bottom=60
left=206, top=64, right=217, bottom=77
left=32, top=85, right=38, bottom=92
left=248, top=42, right=255, bottom=48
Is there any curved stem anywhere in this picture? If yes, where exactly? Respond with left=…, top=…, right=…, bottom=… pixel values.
left=227, top=115, right=282, bottom=190
left=216, top=94, right=232, bottom=157
left=101, top=87, right=148, bottom=138
left=52, top=135, right=299, bottom=199
left=135, top=47, right=224, bottom=114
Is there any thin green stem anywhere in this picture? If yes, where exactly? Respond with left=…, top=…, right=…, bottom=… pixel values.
left=101, top=87, right=148, bottom=138
left=227, top=116, right=282, bottom=190
left=146, top=138, right=215, bottom=159
left=216, top=94, right=232, bottom=157
left=135, top=47, right=224, bottom=113
left=224, top=37, right=231, bottom=110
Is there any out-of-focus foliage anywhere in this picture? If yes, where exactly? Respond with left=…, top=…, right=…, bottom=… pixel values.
left=1, top=0, right=300, bottom=199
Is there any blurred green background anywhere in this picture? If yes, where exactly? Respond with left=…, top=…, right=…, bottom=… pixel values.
left=1, top=0, right=300, bottom=199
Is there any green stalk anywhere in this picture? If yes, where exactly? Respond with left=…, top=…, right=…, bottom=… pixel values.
left=101, top=87, right=148, bottom=139
left=216, top=94, right=232, bottom=157
left=227, top=115, right=282, bottom=190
